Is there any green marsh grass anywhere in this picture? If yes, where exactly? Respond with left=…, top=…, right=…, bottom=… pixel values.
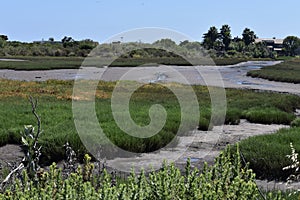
left=247, top=58, right=300, bottom=83
left=0, top=79, right=299, bottom=164
left=242, top=107, right=296, bottom=125
left=0, top=56, right=84, bottom=70
left=238, top=127, right=300, bottom=180
left=0, top=56, right=276, bottom=70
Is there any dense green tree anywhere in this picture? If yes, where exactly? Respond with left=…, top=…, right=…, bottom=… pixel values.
left=179, top=40, right=189, bottom=46
left=202, top=26, right=219, bottom=50
left=62, top=36, right=75, bottom=48
left=78, top=39, right=98, bottom=50
left=0, top=39, right=5, bottom=49
left=220, top=24, right=232, bottom=51
left=153, top=38, right=177, bottom=49
left=0, top=35, right=8, bottom=41
left=283, top=36, right=300, bottom=56
left=242, top=28, right=257, bottom=46
left=62, top=36, right=74, bottom=43
left=179, top=40, right=201, bottom=50
left=181, top=41, right=202, bottom=51
left=252, top=42, right=271, bottom=58
left=229, top=40, right=245, bottom=52
left=0, top=35, right=8, bottom=42
left=0, top=35, right=8, bottom=49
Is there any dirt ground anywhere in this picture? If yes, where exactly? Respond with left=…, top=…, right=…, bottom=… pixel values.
left=0, top=61, right=299, bottom=95
left=105, top=120, right=288, bottom=172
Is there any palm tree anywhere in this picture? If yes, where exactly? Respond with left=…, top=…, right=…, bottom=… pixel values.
left=220, top=25, right=232, bottom=51
left=202, top=26, right=219, bottom=50
left=242, top=28, right=257, bottom=46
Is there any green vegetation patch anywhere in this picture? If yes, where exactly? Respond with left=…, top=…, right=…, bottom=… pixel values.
left=0, top=56, right=276, bottom=70
left=0, top=56, right=84, bottom=70
left=247, top=58, right=300, bottom=83
left=238, top=127, right=300, bottom=180
left=0, top=80, right=299, bottom=164
left=242, top=107, right=296, bottom=125
left=1, top=147, right=288, bottom=199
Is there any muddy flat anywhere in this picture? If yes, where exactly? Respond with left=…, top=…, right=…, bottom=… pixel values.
left=0, top=61, right=299, bottom=95
left=106, top=120, right=288, bottom=172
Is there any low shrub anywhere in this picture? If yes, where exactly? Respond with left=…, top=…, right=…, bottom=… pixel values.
left=225, top=108, right=241, bottom=125
left=198, top=117, right=213, bottom=131
left=0, top=147, right=280, bottom=199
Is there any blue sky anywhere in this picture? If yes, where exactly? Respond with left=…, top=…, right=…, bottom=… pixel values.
left=2, top=0, right=300, bottom=43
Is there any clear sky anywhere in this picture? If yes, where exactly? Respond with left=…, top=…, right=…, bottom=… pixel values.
left=2, top=0, right=300, bottom=43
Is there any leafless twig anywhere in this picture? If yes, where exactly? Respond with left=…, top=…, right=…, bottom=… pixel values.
left=0, top=96, right=43, bottom=191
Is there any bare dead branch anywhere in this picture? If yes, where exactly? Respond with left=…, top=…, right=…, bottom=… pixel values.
left=0, top=163, right=24, bottom=191
left=29, top=96, right=41, bottom=148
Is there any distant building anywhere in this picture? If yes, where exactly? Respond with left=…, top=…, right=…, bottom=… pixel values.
left=33, top=40, right=62, bottom=44
left=112, top=41, right=121, bottom=44
left=255, top=38, right=284, bottom=53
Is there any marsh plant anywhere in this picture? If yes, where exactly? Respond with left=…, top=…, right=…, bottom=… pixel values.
left=0, top=97, right=298, bottom=199
left=0, top=97, right=42, bottom=190
left=63, top=141, right=77, bottom=174
left=0, top=146, right=278, bottom=199
left=283, top=142, right=300, bottom=184
left=291, top=118, right=300, bottom=127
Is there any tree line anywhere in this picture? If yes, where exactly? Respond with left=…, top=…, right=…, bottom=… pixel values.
left=202, top=25, right=300, bottom=58
left=0, top=36, right=99, bottom=57
left=0, top=25, right=300, bottom=58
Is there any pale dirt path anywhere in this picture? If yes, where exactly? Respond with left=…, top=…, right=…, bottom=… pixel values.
left=0, top=59, right=27, bottom=62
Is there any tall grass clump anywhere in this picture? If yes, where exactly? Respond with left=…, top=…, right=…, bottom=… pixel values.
left=197, top=107, right=242, bottom=131
left=225, top=108, right=242, bottom=125
left=242, top=107, right=295, bottom=125
left=238, top=127, right=300, bottom=180
left=198, top=117, right=212, bottom=131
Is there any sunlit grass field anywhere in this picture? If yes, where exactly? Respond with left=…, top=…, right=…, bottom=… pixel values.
left=0, top=79, right=299, bottom=170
